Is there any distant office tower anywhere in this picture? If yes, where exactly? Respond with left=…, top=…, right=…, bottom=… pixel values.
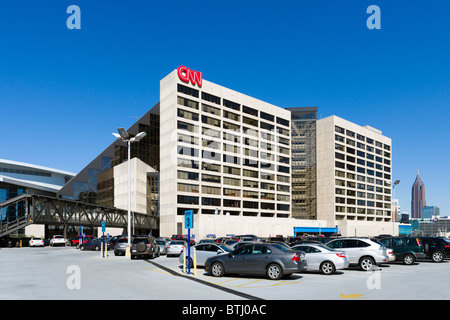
left=411, top=172, right=425, bottom=219
left=422, top=206, right=439, bottom=219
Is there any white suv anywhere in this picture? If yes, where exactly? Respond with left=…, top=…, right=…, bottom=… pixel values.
left=326, top=237, right=389, bottom=271
left=50, top=235, right=66, bottom=247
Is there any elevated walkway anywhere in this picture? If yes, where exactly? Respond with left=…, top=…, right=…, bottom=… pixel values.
left=0, top=194, right=157, bottom=237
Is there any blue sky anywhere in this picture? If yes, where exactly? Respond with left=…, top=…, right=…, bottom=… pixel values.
left=1, top=0, right=449, bottom=217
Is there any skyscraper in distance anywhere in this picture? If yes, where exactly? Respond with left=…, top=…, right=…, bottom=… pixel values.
left=411, top=171, right=425, bottom=219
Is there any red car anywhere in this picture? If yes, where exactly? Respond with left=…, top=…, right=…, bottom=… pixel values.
left=71, top=235, right=95, bottom=247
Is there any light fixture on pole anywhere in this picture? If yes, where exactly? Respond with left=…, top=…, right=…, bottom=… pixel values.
left=112, top=127, right=147, bottom=256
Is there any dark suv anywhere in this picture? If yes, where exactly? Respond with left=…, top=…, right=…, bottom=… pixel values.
left=130, top=236, right=160, bottom=259
left=377, top=236, right=425, bottom=265
left=419, top=237, right=450, bottom=262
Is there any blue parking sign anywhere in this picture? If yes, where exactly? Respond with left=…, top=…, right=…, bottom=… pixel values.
left=184, top=210, right=193, bottom=229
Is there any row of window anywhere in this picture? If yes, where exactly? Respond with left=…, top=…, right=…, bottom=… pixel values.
left=0, top=167, right=52, bottom=177
left=177, top=183, right=290, bottom=201
left=336, top=197, right=391, bottom=207
left=335, top=206, right=391, bottom=215
left=335, top=152, right=390, bottom=171
left=335, top=188, right=391, bottom=201
left=178, top=159, right=290, bottom=180
left=335, top=135, right=391, bottom=159
left=335, top=125, right=390, bottom=151
left=178, top=133, right=289, bottom=162
left=335, top=179, right=391, bottom=193
left=178, top=84, right=290, bottom=127
left=177, top=195, right=290, bottom=210
left=177, top=170, right=290, bottom=191
left=177, top=158, right=290, bottom=182
left=178, top=122, right=290, bottom=154
left=335, top=161, right=391, bottom=180
left=178, top=105, right=290, bottom=138
left=177, top=145, right=290, bottom=172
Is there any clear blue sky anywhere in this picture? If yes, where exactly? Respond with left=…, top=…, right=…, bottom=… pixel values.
left=1, top=1, right=449, bottom=217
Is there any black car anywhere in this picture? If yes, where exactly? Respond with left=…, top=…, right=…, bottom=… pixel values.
left=130, top=236, right=160, bottom=259
left=80, top=238, right=111, bottom=251
left=419, top=237, right=450, bottom=262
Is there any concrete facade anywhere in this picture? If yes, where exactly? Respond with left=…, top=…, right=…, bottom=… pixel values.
left=316, top=116, right=397, bottom=236
left=159, top=69, right=293, bottom=239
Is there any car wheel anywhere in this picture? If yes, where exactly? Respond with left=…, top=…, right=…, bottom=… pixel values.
left=320, top=261, right=336, bottom=275
left=185, top=258, right=194, bottom=269
left=403, top=254, right=415, bottom=265
left=211, top=262, right=225, bottom=277
left=431, top=251, right=444, bottom=262
left=95, top=246, right=100, bottom=251
left=359, top=257, right=375, bottom=271
left=266, top=263, right=283, bottom=280
left=80, top=245, right=85, bottom=251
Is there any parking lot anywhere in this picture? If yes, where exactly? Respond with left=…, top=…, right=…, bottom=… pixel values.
left=1, top=245, right=450, bottom=301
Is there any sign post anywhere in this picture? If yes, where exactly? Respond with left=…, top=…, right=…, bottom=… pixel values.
left=101, top=221, right=105, bottom=258
left=184, top=210, right=193, bottom=274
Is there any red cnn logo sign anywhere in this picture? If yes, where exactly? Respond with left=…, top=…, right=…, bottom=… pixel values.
left=177, top=66, right=202, bottom=87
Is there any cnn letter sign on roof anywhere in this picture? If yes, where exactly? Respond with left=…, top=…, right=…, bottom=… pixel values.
left=177, top=66, right=202, bottom=87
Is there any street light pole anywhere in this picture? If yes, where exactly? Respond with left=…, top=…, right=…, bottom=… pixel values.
left=127, top=139, right=131, bottom=248
left=392, top=179, right=400, bottom=236
left=112, top=128, right=147, bottom=254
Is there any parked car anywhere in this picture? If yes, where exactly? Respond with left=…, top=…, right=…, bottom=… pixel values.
left=131, top=236, right=159, bottom=259
left=291, top=243, right=349, bottom=275
left=377, top=236, right=425, bottom=265
left=179, top=243, right=233, bottom=267
left=166, top=240, right=187, bottom=257
left=222, top=239, right=239, bottom=246
left=205, top=243, right=307, bottom=280
left=29, top=237, right=44, bottom=247
left=198, top=239, right=217, bottom=244
left=156, top=239, right=170, bottom=255
left=230, top=241, right=260, bottom=250
left=419, top=237, right=450, bottom=262
left=325, top=237, right=389, bottom=271
left=50, top=235, right=66, bottom=247
left=71, top=235, right=95, bottom=247
left=80, top=238, right=109, bottom=251
left=114, top=237, right=129, bottom=256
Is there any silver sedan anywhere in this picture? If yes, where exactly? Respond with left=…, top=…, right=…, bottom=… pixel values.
left=179, top=243, right=233, bottom=267
left=291, top=243, right=349, bottom=275
left=166, top=240, right=187, bottom=257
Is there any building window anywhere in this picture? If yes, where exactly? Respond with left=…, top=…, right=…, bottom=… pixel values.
left=223, top=99, right=240, bottom=111
left=177, top=84, right=199, bottom=98
left=243, top=106, right=258, bottom=116
left=177, top=195, right=199, bottom=205
left=202, top=92, right=221, bottom=105
left=177, top=96, right=199, bottom=110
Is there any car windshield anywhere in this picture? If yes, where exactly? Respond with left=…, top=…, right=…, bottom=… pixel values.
left=170, top=241, right=185, bottom=245
left=156, top=240, right=166, bottom=245
left=271, top=243, right=292, bottom=252
left=133, top=238, right=148, bottom=244
left=315, top=244, right=337, bottom=252
left=117, top=239, right=127, bottom=243
left=217, top=244, right=233, bottom=252
left=370, top=238, right=384, bottom=246
left=443, top=238, right=450, bottom=245
left=54, top=236, right=63, bottom=239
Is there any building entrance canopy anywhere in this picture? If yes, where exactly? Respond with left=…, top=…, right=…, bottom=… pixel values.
left=294, top=226, right=338, bottom=236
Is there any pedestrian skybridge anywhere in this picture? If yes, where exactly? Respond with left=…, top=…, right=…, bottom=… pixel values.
left=0, top=194, right=157, bottom=237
